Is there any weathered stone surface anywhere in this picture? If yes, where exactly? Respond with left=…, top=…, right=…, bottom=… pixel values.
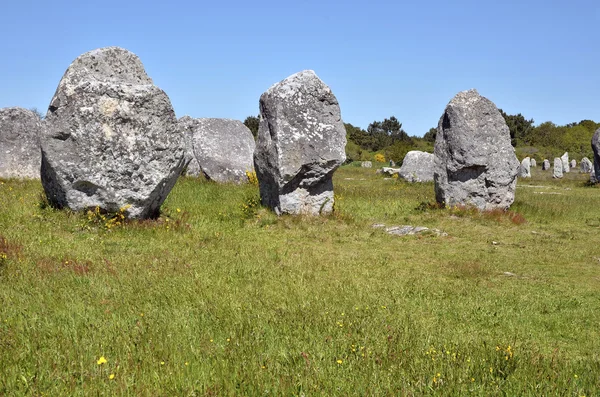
left=41, top=47, right=185, bottom=219
left=381, top=167, right=400, bottom=176
left=398, top=150, right=434, bottom=182
left=570, top=159, right=576, bottom=168
left=0, top=107, right=42, bottom=178
left=542, top=159, right=550, bottom=170
left=254, top=70, right=346, bottom=215
left=389, top=160, right=396, bottom=167
left=580, top=157, right=593, bottom=173
left=179, top=116, right=201, bottom=177
left=433, top=89, right=519, bottom=210
left=519, top=157, right=531, bottom=178
left=593, top=129, right=600, bottom=181
left=553, top=158, right=563, bottom=178
left=361, top=161, right=372, bottom=168
left=530, top=158, right=537, bottom=167
left=591, top=168, right=597, bottom=184
left=561, top=152, right=570, bottom=173
left=179, top=117, right=255, bottom=183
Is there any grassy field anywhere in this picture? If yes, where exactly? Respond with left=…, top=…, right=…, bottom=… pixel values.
left=1, top=164, right=599, bottom=396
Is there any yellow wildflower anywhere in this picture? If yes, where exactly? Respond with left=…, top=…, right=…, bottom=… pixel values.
left=336, top=359, right=343, bottom=364
left=109, top=374, right=115, bottom=380
left=97, top=356, right=107, bottom=365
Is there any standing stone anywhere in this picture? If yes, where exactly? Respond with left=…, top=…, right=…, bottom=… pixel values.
left=591, top=167, right=597, bottom=184
left=0, top=107, right=42, bottom=179
left=580, top=157, right=593, bottom=173
left=179, top=117, right=255, bottom=183
left=553, top=158, right=563, bottom=178
left=179, top=116, right=201, bottom=177
left=542, top=159, right=550, bottom=170
left=530, top=158, right=537, bottom=167
left=399, top=150, right=434, bottom=182
left=433, top=89, right=519, bottom=210
left=41, top=47, right=185, bottom=219
left=561, top=152, right=570, bottom=173
left=519, top=157, right=531, bottom=178
left=593, top=129, right=600, bottom=181
left=361, top=161, right=372, bottom=168
left=254, top=70, right=346, bottom=215
left=570, top=159, right=576, bottom=168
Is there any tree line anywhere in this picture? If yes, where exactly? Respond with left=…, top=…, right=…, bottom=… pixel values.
left=243, top=112, right=600, bottom=165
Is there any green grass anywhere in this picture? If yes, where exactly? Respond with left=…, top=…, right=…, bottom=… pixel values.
left=1, top=166, right=599, bottom=396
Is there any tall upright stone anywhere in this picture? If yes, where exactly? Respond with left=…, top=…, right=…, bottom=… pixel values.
left=180, top=117, right=255, bottom=183
left=570, top=159, right=576, bottom=168
left=41, top=47, right=185, bottom=219
left=519, top=157, right=531, bottom=178
left=433, top=89, right=519, bottom=210
left=561, top=152, right=570, bottom=173
left=398, top=151, right=434, bottom=182
left=593, top=129, right=600, bottom=181
left=254, top=70, right=346, bottom=215
left=553, top=158, right=563, bottom=178
left=542, top=159, right=550, bottom=170
left=580, top=157, right=593, bottom=173
left=530, top=158, right=537, bottom=167
left=0, top=107, right=42, bottom=179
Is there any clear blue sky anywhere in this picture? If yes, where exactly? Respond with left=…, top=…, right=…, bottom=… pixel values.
left=0, top=0, right=598, bottom=136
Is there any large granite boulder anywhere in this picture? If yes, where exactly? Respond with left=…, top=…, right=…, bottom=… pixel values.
left=561, top=152, right=570, bottom=173
left=553, top=158, right=563, bottom=178
left=530, top=158, right=537, bottom=167
left=433, top=89, right=519, bottom=210
left=180, top=116, right=201, bottom=177
left=398, top=151, right=434, bottom=182
left=0, top=107, right=42, bottom=178
left=580, top=157, right=593, bottom=173
left=254, top=70, right=346, bottom=215
left=180, top=117, right=255, bottom=183
left=519, top=157, right=531, bottom=178
left=593, top=129, right=600, bottom=181
left=41, top=47, right=185, bottom=219
left=542, top=159, right=550, bottom=170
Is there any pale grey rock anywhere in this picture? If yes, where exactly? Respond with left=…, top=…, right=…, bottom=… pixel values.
left=0, top=107, right=42, bottom=178
left=593, top=129, right=600, bottom=181
left=361, top=161, right=372, bottom=168
left=570, top=159, right=576, bottom=168
left=180, top=117, right=255, bottom=183
left=519, top=157, right=531, bottom=178
left=542, top=159, right=550, bottom=170
left=580, top=157, right=593, bottom=173
left=254, top=70, right=346, bottom=215
left=591, top=167, right=597, bottom=184
left=530, top=158, right=537, bottom=167
left=379, top=224, right=447, bottom=237
left=41, top=47, right=185, bottom=219
left=381, top=167, right=401, bottom=176
left=398, top=150, right=434, bottom=182
left=179, top=116, right=201, bottom=177
left=553, top=158, right=563, bottom=178
left=561, top=152, right=570, bottom=173
left=389, top=160, right=396, bottom=167
left=433, top=89, right=519, bottom=210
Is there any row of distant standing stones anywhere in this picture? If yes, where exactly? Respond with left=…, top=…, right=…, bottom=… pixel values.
left=1, top=47, right=599, bottom=219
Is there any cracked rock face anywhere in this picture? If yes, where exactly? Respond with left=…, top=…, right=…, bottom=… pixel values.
left=0, top=107, right=42, bottom=179
left=399, top=150, right=433, bottom=182
left=254, top=70, right=346, bottom=215
left=41, top=47, right=185, bottom=219
left=434, top=89, right=519, bottom=210
left=179, top=116, right=255, bottom=183
left=592, top=129, right=600, bottom=180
